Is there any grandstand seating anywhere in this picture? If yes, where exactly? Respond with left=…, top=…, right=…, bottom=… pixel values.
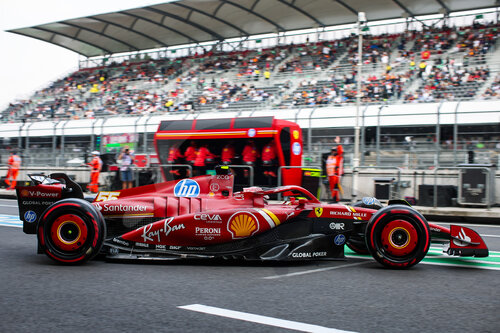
left=1, top=21, right=500, bottom=123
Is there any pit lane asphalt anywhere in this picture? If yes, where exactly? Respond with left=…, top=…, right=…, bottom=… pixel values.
left=0, top=198, right=499, bottom=333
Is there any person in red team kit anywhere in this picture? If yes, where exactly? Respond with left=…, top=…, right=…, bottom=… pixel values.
left=193, top=144, right=216, bottom=176
left=261, top=140, right=277, bottom=178
left=221, top=141, right=236, bottom=165
left=184, top=141, right=198, bottom=176
left=242, top=140, right=259, bottom=178
left=326, top=145, right=344, bottom=202
left=5, top=151, right=21, bottom=190
left=167, top=143, right=184, bottom=177
left=87, top=151, right=103, bottom=193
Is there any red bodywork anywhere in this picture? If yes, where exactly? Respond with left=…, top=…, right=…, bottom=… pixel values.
left=18, top=172, right=489, bottom=266
left=153, top=116, right=303, bottom=186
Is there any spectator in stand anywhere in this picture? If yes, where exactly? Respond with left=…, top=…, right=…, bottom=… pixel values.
left=5, top=151, right=21, bottom=190
left=325, top=145, right=344, bottom=203
left=86, top=151, right=103, bottom=193
left=118, top=146, right=134, bottom=189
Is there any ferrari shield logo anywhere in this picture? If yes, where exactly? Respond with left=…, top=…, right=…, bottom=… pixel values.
left=314, top=207, right=323, bottom=217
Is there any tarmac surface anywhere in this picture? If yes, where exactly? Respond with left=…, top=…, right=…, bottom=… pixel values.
left=1, top=194, right=499, bottom=333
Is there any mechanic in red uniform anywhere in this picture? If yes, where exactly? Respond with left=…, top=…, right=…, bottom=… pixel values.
left=167, top=143, right=184, bottom=177
left=184, top=141, right=198, bottom=176
left=193, top=144, right=216, bottom=176
left=87, top=151, right=103, bottom=193
left=326, top=145, right=344, bottom=202
left=221, top=141, right=236, bottom=165
left=5, top=151, right=21, bottom=190
left=261, top=140, right=278, bottom=178
left=242, top=140, right=259, bottom=178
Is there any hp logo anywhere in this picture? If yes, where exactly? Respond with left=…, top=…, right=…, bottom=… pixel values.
left=362, top=197, right=376, bottom=205
left=174, top=179, right=200, bottom=197
left=24, top=210, right=37, bottom=223
left=334, top=234, right=346, bottom=246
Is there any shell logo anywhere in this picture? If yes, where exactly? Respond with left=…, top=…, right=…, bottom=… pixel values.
left=228, top=211, right=259, bottom=239
left=21, top=189, right=29, bottom=197
left=293, top=130, right=300, bottom=140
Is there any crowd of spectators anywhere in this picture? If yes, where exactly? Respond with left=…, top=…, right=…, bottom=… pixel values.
left=192, top=79, right=274, bottom=110
left=480, top=73, right=500, bottom=99
left=194, top=46, right=290, bottom=80
left=278, top=40, right=344, bottom=73
left=404, top=59, right=490, bottom=102
left=279, top=70, right=411, bottom=107
left=2, top=20, right=499, bottom=122
left=345, top=33, right=401, bottom=68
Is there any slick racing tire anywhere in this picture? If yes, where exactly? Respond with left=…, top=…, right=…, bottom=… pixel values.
left=365, top=205, right=430, bottom=269
left=346, top=198, right=383, bottom=255
left=37, top=198, right=106, bottom=265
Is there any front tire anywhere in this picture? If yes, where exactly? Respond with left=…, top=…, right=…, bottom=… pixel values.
left=365, top=205, right=430, bottom=269
left=37, top=198, right=106, bottom=264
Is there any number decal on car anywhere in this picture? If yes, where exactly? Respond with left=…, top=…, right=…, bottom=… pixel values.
left=95, top=191, right=121, bottom=202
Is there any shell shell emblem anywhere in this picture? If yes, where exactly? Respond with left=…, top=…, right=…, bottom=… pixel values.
left=228, top=211, right=259, bottom=239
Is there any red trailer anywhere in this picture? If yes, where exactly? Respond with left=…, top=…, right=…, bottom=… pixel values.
left=153, top=116, right=303, bottom=189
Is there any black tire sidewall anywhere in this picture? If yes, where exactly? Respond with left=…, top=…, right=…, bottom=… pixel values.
left=346, top=201, right=381, bottom=255
left=365, top=205, right=430, bottom=268
left=37, top=198, right=106, bottom=264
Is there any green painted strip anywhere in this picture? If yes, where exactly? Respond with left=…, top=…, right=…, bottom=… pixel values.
left=345, top=247, right=500, bottom=269
left=421, top=257, right=500, bottom=267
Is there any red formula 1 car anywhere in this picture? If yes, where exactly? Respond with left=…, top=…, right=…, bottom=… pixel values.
left=17, top=168, right=489, bottom=268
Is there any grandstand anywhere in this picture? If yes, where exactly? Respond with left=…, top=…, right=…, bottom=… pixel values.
left=1, top=0, right=500, bottom=173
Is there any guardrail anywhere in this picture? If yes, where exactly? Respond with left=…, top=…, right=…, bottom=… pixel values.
left=432, top=166, right=494, bottom=210
left=224, top=165, right=255, bottom=187
left=276, top=165, right=322, bottom=200
left=351, top=166, right=403, bottom=203
left=154, top=164, right=193, bottom=185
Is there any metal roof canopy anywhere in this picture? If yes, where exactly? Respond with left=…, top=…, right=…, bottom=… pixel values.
left=7, top=0, right=500, bottom=58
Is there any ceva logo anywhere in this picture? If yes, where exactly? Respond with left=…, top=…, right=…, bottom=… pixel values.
left=174, top=179, right=200, bottom=197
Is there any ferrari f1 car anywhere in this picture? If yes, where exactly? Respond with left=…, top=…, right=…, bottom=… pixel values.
left=17, top=167, right=489, bottom=268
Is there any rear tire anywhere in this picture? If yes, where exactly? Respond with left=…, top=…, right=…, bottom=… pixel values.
left=37, top=198, right=106, bottom=264
left=365, top=205, right=430, bottom=269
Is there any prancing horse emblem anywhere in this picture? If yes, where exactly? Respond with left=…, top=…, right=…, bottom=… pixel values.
left=314, top=207, right=323, bottom=217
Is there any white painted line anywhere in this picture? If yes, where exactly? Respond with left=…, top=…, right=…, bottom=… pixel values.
left=0, top=223, right=22, bottom=228
left=0, top=204, right=17, bottom=208
left=436, top=222, right=500, bottom=229
left=261, top=261, right=368, bottom=280
left=418, top=261, right=500, bottom=271
left=482, top=234, right=500, bottom=238
left=179, top=304, right=357, bottom=333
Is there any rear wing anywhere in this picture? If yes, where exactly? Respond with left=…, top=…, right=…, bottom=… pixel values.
left=17, top=174, right=83, bottom=234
